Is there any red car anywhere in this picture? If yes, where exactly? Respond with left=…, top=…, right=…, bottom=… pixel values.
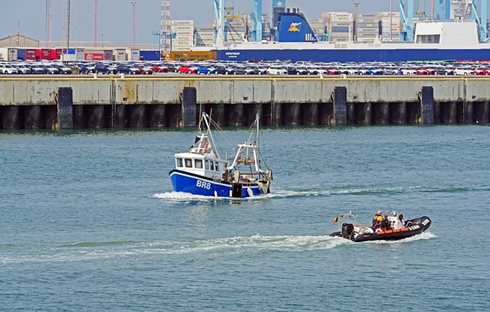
left=415, top=68, right=434, bottom=75
left=178, top=64, right=197, bottom=74
left=150, top=63, right=168, bottom=73
left=474, top=67, right=490, bottom=75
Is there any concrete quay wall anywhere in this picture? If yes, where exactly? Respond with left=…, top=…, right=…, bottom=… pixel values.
left=0, top=77, right=489, bottom=129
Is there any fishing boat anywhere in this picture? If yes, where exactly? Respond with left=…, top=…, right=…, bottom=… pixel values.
left=169, top=113, right=272, bottom=198
left=330, top=211, right=431, bottom=242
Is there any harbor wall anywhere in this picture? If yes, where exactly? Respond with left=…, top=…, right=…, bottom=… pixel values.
left=1, top=77, right=490, bottom=129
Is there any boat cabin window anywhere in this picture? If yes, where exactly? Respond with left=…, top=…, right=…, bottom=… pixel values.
left=176, top=158, right=183, bottom=168
left=185, top=158, right=193, bottom=168
left=210, top=161, right=215, bottom=171
left=215, top=162, right=219, bottom=171
left=416, top=34, right=440, bottom=44
left=205, top=160, right=210, bottom=170
left=195, top=159, right=203, bottom=169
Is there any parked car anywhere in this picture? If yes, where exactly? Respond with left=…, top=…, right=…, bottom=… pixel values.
left=178, top=64, right=197, bottom=74
left=286, top=66, right=298, bottom=75
left=267, top=65, right=287, bottom=75
left=12, top=63, right=31, bottom=74
left=0, top=64, right=18, bottom=74
left=134, top=63, right=154, bottom=75
left=52, top=63, right=72, bottom=74
left=454, top=66, right=474, bottom=75
left=195, top=65, right=213, bottom=75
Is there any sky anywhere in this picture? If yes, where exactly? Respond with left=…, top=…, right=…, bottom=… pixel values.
left=0, top=0, right=458, bottom=45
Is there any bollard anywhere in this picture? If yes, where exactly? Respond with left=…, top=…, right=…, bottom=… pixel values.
left=57, top=87, right=74, bottom=129
left=333, top=86, right=347, bottom=126
left=420, top=86, right=434, bottom=125
left=182, top=87, right=197, bottom=128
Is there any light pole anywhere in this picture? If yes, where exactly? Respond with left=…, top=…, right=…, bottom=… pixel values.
left=353, top=1, right=360, bottom=41
left=389, top=0, right=393, bottom=41
left=130, top=1, right=137, bottom=48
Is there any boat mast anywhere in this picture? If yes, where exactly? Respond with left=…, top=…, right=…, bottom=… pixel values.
left=202, top=113, right=221, bottom=158
left=256, top=114, right=259, bottom=149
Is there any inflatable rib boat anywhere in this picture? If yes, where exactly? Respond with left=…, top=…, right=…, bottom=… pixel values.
left=330, top=211, right=431, bottom=243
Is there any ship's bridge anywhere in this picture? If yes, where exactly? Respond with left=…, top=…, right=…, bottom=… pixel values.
left=414, top=21, right=480, bottom=47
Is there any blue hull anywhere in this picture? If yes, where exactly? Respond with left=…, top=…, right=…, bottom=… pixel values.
left=169, top=170, right=263, bottom=198
left=217, top=48, right=490, bottom=63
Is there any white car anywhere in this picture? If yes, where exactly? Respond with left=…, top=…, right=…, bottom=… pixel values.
left=0, top=64, right=18, bottom=74
left=12, top=63, right=32, bottom=74
left=454, top=67, right=474, bottom=75
left=266, top=66, right=287, bottom=75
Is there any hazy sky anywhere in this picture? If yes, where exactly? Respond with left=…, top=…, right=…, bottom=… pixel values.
left=0, top=0, right=443, bottom=44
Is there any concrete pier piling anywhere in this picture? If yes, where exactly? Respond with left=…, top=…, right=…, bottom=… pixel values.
left=149, top=105, right=166, bottom=128
left=73, top=105, right=84, bottom=129
left=226, top=104, right=244, bottom=127
left=115, top=105, right=127, bottom=129
left=182, top=87, right=197, bottom=128
left=464, top=102, right=473, bottom=124
left=1, top=77, right=490, bottom=130
left=87, top=105, right=106, bottom=129
left=391, top=102, right=406, bottom=125
left=374, top=103, right=390, bottom=125
left=2, top=106, right=20, bottom=130
left=57, top=87, right=73, bottom=129
left=333, top=87, right=347, bottom=126
left=302, top=103, right=318, bottom=126
left=24, top=105, right=42, bottom=129
left=481, top=102, right=490, bottom=124
left=420, top=86, right=434, bottom=125
left=128, top=105, right=146, bottom=128
left=356, top=103, right=372, bottom=125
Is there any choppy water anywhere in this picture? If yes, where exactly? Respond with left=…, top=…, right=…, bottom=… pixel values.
left=1, top=126, right=489, bottom=311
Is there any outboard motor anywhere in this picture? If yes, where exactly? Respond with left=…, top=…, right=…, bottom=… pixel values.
left=341, top=223, right=354, bottom=239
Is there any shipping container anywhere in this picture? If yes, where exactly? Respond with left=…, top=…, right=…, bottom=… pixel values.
left=76, top=48, right=85, bottom=61
left=129, top=49, right=140, bottom=61
left=35, top=48, right=55, bottom=60
left=0, top=48, right=7, bottom=61
left=61, top=54, right=77, bottom=62
left=85, top=52, right=105, bottom=61
left=17, top=49, right=26, bottom=60
left=7, top=48, right=18, bottom=61
left=169, top=50, right=217, bottom=61
left=140, top=50, right=161, bottom=61
left=114, top=48, right=126, bottom=61
left=25, top=49, right=36, bottom=61
left=104, top=50, right=114, bottom=61
left=49, top=49, right=60, bottom=60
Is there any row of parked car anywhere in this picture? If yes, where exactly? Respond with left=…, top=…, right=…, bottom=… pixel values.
left=0, top=62, right=72, bottom=74
left=1, top=60, right=490, bottom=76
left=166, top=61, right=490, bottom=76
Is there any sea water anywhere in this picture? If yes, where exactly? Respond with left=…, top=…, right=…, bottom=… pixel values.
left=1, top=126, right=489, bottom=311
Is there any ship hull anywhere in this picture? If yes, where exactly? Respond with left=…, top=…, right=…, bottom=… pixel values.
left=217, top=48, right=490, bottom=63
left=169, top=169, right=263, bottom=198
